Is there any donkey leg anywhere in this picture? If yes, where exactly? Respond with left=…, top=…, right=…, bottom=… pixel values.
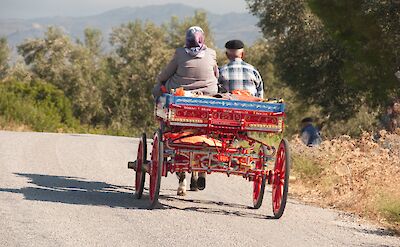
left=190, top=172, right=198, bottom=191
left=176, top=172, right=187, bottom=196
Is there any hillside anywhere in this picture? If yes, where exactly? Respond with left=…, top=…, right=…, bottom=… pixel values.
left=0, top=3, right=261, bottom=49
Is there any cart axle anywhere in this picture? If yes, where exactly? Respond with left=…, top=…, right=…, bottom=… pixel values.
left=128, top=160, right=150, bottom=173
left=128, top=161, right=137, bottom=170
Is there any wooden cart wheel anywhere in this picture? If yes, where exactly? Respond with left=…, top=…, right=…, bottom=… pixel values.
left=272, top=139, right=290, bottom=219
left=135, top=133, right=146, bottom=199
left=148, top=129, right=163, bottom=209
left=253, top=145, right=268, bottom=209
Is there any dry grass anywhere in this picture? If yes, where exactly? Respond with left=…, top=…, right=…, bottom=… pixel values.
left=0, top=117, right=32, bottom=132
left=289, top=131, right=400, bottom=233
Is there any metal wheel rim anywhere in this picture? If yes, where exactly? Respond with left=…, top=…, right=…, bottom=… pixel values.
left=272, top=141, right=286, bottom=213
left=253, top=148, right=263, bottom=204
left=253, top=145, right=266, bottom=206
left=135, top=140, right=144, bottom=194
left=149, top=134, right=160, bottom=201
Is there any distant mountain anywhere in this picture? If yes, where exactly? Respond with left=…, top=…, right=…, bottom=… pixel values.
left=0, top=3, right=262, bottom=51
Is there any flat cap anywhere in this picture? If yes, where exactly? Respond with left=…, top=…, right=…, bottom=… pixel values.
left=301, top=117, right=314, bottom=123
left=225, top=39, right=244, bottom=49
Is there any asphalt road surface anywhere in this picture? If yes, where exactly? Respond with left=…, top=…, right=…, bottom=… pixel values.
left=1, top=131, right=399, bottom=247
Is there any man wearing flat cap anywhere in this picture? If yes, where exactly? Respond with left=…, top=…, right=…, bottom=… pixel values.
left=219, top=40, right=264, bottom=98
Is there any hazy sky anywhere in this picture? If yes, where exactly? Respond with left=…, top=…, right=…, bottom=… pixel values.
left=0, top=0, right=249, bottom=19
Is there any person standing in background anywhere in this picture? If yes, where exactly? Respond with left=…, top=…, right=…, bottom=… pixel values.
left=300, top=117, right=322, bottom=146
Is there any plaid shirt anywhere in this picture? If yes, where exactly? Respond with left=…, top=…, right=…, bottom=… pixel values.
left=218, top=58, right=264, bottom=98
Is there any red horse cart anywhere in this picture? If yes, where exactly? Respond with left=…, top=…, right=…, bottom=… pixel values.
left=128, top=93, right=290, bottom=218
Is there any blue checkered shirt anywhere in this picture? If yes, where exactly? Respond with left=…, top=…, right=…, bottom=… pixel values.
left=218, top=58, right=264, bottom=98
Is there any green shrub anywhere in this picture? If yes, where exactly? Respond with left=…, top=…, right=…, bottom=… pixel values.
left=322, top=105, right=378, bottom=138
left=378, top=194, right=400, bottom=225
left=292, top=154, right=323, bottom=179
left=0, top=80, right=79, bottom=131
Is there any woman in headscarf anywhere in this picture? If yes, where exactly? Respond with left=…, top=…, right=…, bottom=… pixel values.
left=152, top=26, right=219, bottom=97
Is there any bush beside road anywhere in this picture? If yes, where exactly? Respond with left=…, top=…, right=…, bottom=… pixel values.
left=290, top=132, right=400, bottom=233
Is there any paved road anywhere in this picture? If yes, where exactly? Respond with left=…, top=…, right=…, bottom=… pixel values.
left=0, top=131, right=399, bottom=247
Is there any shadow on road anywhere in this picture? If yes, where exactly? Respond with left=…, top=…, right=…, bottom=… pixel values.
left=0, top=173, right=274, bottom=219
left=0, top=173, right=150, bottom=209
left=164, top=196, right=252, bottom=209
left=162, top=195, right=274, bottom=219
left=342, top=226, right=397, bottom=238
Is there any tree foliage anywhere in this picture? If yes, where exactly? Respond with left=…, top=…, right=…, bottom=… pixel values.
left=163, top=11, right=215, bottom=49
left=308, top=0, right=400, bottom=103
left=247, top=0, right=362, bottom=120
left=0, top=37, right=10, bottom=79
left=17, top=27, right=104, bottom=125
left=84, top=28, right=103, bottom=56
left=0, top=80, right=77, bottom=131
left=105, top=21, right=171, bottom=132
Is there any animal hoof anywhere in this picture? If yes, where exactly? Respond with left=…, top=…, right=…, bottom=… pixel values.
left=177, top=190, right=186, bottom=196
left=190, top=182, right=198, bottom=191
left=197, top=177, right=206, bottom=190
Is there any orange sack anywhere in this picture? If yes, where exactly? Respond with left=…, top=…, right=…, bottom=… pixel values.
left=231, top=90, right=263, bottom=102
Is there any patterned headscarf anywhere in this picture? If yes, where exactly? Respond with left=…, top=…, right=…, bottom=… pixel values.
left=185, top=26, right=207, bottom=58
